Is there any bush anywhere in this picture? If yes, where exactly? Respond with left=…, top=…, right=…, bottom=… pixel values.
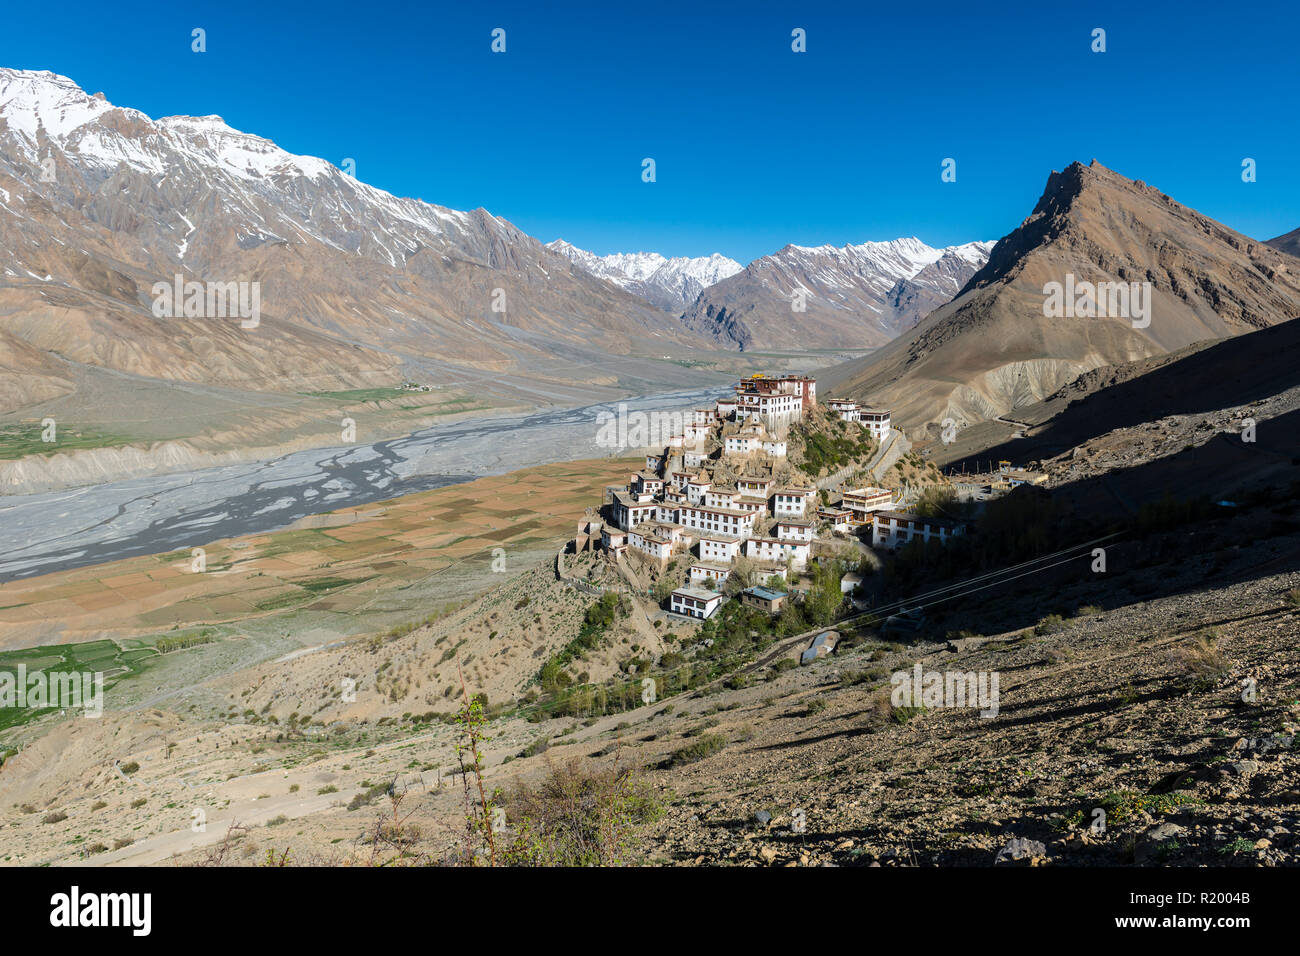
left=914, top=485, right=960, bottom=519
left=519, top=736, right=551, bottom=759
left=119, top=761, right=140, bottom=775
left=839, top=667, right=887, bottom=687
left=497, top=758, right=662, bottom=866
left=1099, top=790, right=1200, bottom=826
left=42, top=811, right=68, bottom=824
left=663, top=733, right=727, bottom=768
left=1171, top=630, right=1228, bottom=688
left=1033, top=614, right=1065, bottom=636
left=347, top=781, right=391, bottom=811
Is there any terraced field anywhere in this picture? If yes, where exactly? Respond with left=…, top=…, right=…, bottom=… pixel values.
left=0, top=456, right=638, bottom=742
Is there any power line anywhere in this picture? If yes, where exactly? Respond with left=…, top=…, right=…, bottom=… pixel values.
left=844, top=531, right=1123, bottom=625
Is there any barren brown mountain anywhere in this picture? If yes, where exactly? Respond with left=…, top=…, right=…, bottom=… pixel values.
left=821, top=161, right=1300, bottom=435
left=1266, top=226, right=1300, bottom=258
left=0, top=69, right=714, bottom=417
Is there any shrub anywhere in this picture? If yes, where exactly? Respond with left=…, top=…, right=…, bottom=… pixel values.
left=1171, top=630, right=1228, bottom=688
left=1033, top=614, right=1065, bottom=636
left=347, top=781, right=391, bottom=811
left=914, top=485, right=960, bottom=519
left=663, top=733, right=727, bottom=768
left=1099, top=790, right=1200, bottom=826
left=519, top=736, right=551, bottom=759
left=497, top=758, right=662, bottom=866
left=839, top=667, right=885, bottom=687
left=891, top=705, right=924, bottom=724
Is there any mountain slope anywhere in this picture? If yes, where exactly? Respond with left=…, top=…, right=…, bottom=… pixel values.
left=0, top=68, right=711, bottom=414
left=1266, top=226, right=1300, bottom=258
left=822, top=161, right=1300, bottom=434
left=678, top=237, right=993, bottom=350
left=545, top=240, right=741, bottom=313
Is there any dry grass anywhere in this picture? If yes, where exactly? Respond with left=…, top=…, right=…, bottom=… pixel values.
left=1171, top=629, right=1228, bottom=685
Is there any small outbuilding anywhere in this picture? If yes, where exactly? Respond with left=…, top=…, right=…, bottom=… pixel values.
left=740, top=585, right=787, bottom=614
left=800, top=630, right=838, bottom=665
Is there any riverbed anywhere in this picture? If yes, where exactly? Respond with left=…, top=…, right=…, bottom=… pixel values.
left=0, top=385, right=729, bottom=582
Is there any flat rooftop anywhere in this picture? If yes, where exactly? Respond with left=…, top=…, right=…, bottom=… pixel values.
left=672, top=586, right=724, bottom=600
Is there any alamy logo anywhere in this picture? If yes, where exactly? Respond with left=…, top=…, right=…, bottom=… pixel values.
left=152, top=275, right=261, bottom=329
left=594, top=403, right=696, bottom=452
left=49, top=886, right=151, bottom=936
left=1043, top=274, right=1151, bottom=329
left=891, top=663, right=1000, bottom=718
left=0, top=665, right=103, bottom=718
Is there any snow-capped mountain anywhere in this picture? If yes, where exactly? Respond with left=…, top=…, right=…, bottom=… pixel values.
left=0, top=68, right=706, bottom=412
left=678, top=237, right=995, bottom=350
left=546, top=240, right=742, bottom=312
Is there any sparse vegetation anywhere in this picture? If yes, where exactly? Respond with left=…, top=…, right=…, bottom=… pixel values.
left=1171, top=629, right=1228, bottom=688
left=1033, top=614, right=1065, bottom=636
left=496, top=758, right=662, bottom=866
left=663, top=733, right=727, bottom=768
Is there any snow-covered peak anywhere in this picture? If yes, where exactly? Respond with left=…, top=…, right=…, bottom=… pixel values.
left=0, top=66, right=494, bottom=269
left=784, top=237, right=949, bottom=281
left=0, top=68, right=136, bottom=141
left=0, top=67, right=334, bottom=182
left=943, top=239, right=998, bottom=264
left=158, top=112, right=336, bottom=180
left=546, top=239, right=742, bottom=311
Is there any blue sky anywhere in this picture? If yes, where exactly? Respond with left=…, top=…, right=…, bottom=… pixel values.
left=5, top=0, right=1297, bottom=263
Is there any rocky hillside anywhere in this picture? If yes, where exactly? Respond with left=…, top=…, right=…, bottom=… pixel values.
left=822, top=161, right=1300, bottom=435
left=7, top=502, right=1294, bottom=868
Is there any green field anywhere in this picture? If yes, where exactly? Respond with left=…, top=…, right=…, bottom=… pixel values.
left=0, top=627, right=236, bottom=736
left=303, top=387, right=416, bottom=403
left=0, top=639, right=158, bottom=733
left=0, top=424, right=140, bottom=461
